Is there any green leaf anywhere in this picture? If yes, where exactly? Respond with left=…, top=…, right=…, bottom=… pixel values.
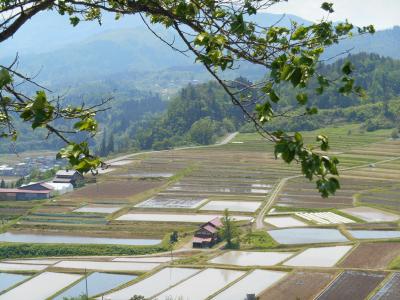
left=269, top=90, right=280, bottom=103
left=342, top=61, right=353, bottom=75
left=0, top=69, right=12, bottom=87
left=296, top=93, right=308, bottom=105
left=70, top=16, right=80, bottom=26
left=321, top=2, right=334, bottom=13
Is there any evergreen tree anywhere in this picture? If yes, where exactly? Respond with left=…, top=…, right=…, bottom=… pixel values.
left=0, top=179, right=5, bottom=188
left=107, top=133, right=115, bottom=154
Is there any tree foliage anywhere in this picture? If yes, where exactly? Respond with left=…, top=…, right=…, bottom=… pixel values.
left=0, top=1, right=375, bottom=196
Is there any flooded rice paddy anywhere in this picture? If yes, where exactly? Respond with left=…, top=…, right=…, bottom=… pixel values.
left=53, top=260, right=159, bottom=272
left=200, top=200, right=262, bottom=212
left=348, top=230, right=400, bottom=240
left=295, top=212, right=355, bottom=224
left=283, top=246, right=353, bottom=267
left=156, top=268, right=245, bottom=300
left=209, top=251, right=294, bottom=266
left=102, top=267, right=199, bottom=299
left=53, top=272, right=136, bottom=299
left=370, top=272, right=400, bottom=300
left=0, top=273, right=29, bottom=293
left=0, top=232, right=161, bottom=246
left=73, top=205, right=122, bottom=214
left=0, top=272, right=82, bottom=300
left=267, top=228, right=349, bottom=244
left=0, top=263, right=48, bottom=271
left=116, top=213, right=252, bottom=223
left=135, top=197, right=207, bottom=209
left=112, top=257, right=174, bottom=263
left=264, top=216, right=308, bottom=228
left=4, top=259, right=59, bottom=265
left=340, top=206, right=400, bottom=222
left=213, top=270, right=287, bottom=300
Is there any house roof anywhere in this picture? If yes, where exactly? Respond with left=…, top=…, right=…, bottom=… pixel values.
left=202, top=224, right=218, bottom=233
left=0, top=189, right=51, bottom=194
left=20, top=182, right=54, bottom=190
left=193, top=237, right=212, bottom=243
left=56, top=170, right=81, bottom=177
left=208, top=217, right=222, bottom=228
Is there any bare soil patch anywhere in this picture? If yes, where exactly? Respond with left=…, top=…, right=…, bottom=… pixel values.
left=339, top=243, right=400, bottom=269
left=68, top=179, right=165, bottom=199
left=316, top=271, right=387, bottom=300
left=259, top=271, right=336, bottom=300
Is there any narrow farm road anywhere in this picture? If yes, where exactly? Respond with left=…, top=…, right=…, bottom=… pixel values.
left=255, top=174, right=301, bottom=229
left=105, top=132, right=238, bottom=165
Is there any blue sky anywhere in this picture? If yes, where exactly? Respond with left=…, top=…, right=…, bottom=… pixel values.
left=267, top=0, right=400, bottom=29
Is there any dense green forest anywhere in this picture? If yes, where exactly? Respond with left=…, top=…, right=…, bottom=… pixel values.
left=3, top=52, right=400, bottom=155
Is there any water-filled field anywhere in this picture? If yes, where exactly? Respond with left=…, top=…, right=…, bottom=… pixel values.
left=53, top=272, right=136, bottom=299
left=73, top=205, right=122, bottom=214
left=209, top=251, right=294, bottom=266
left=213, top=270, right=287, bottom=300
left=264, top=216, right=308, bottom=228
left=116, top=213, right=252, bottom=223
left=135, top=197, right=207, bottom=209
left=112, top=256, right=174, bottom=263
left=0, top=232, right=161, bottom=246
left=0, top=263, right=48, bottom=271
left=0, top=272, right=82, bottom=300
left=53, top=260, right=159, bottom=272
left=200, top=200, right=262, bottom=212
left=156, top=268, right=245, bottom=300
left=283, top=246, right=353, bottom=267
left=0, top=273, right=29, bottom=293
left=103, top=268, right=199, bottom=299
left=348, top=230, right=400, bottom=240
left=267, top=228, right=348, bottom=244
left=340, top=207, right=399, bottom=222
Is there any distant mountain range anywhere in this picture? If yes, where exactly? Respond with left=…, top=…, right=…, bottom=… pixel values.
left=2, top=11, right=400, bottom=91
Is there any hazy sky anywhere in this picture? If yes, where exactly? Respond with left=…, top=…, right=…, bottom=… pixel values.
left=266, top=0, right=400, bottom=29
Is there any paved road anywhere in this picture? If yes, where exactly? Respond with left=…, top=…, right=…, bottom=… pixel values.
left=105, top=132, right=238, bottom=165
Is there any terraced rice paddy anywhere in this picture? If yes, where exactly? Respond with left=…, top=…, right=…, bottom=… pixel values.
left=73, top=205, right=122, bottom=214
left=112, top=256, right=174, bottom=263
left=267, top=228, right=349, bottom=244
left=68, top=179, right=165, bottom=200
left=156, top=268, right=245, bottom=300
left=212, top=270, right=287, bottom=300
left=116, top=213, right=252, bottom=223
left=53, top=260, right=159, bottom=271
left=0, top=272, right=82, bottom=300
left=283, top=246, right=353, bottom=267
left=0, top=273, right=29, bottom=293
left=295, top=212, right=355, bottom=224
left=0, top=232, right=161, bottom=246
left=340, top=207, right=400, bottom=222
left=200, top=200, right=262, bottom=212
left=4, top=259, right=58, bottom=265
left=102, top=268, right=199, bottom=299
left=316, top=271, right=386, bottom=300
left=209, top=251, right=295, bottom=266
left=53, top=272, right=136, bottom=299
left=264, top=216, right=308, bottom=227
left=371, top=272, right=400, bottom=300
left=135, top=197, right=207, bottom=209
left=259, top=271, right=336, bottom=300
left=0, top=262, right=48, bottom=271
left=348, top=230, right=400, bottom=240
left=339, top=243, right=400, bottom=269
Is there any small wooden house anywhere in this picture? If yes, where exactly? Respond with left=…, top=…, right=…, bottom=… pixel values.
left=192, top=217, right=222, bottom=248
left=53, top=170, right=84, bottom=187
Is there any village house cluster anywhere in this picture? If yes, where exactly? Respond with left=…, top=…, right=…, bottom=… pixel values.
left=0, top=156, right=63, bottom=177
left=0, top=170, right=84, bottom=201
